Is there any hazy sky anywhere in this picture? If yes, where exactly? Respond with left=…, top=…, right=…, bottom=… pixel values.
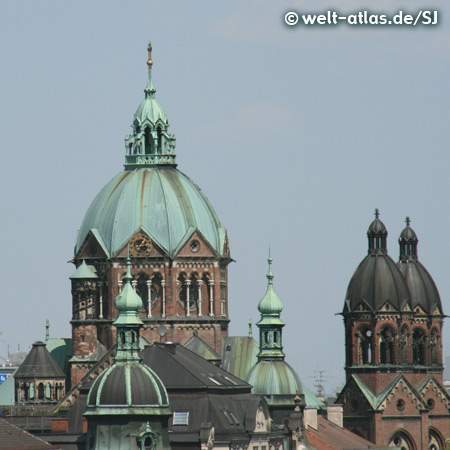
left=1, top=0, right=449, bottom=395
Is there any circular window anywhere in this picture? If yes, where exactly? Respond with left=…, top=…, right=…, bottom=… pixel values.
left=190, top=240, right=200, bottom=253
left=350, top=399, right=358, bottom=412
left=396, top=399, right=405, bottom=411
left=427, top=398, right=435, bottom=410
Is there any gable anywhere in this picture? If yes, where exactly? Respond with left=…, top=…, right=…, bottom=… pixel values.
left=417, top=376, right=450, bottom=413
left=115, top=228, right=167, bottom=258
left=175, top=228, right=218, bottom=258
left=76, top=229, right=109, bottom=259
left=379, top=376, right=427, bottom=413
left=337, top=377, right=374, bottom=414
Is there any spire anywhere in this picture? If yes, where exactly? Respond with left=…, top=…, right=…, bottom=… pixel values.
left=125, top=43, right=177, bottom=169
left=256, top=256, right=285, bottom=361
left=399, top=216, right=418, bottom=260
left=144, top=42, right=156, bottom=98
left=113, top=256, right=144, bottom=363
left=367, top=208, right=388, bottom=254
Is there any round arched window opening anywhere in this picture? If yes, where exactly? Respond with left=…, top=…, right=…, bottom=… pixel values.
left=350, top=399, right=358, bottom=412
left=427, top=398, right=435, bottom=410
left=190, top=240, right=200, bottom=253
left=396, top=399, right=405, bottom=411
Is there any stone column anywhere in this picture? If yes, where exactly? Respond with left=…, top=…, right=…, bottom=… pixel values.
left=197, top=280, right=203, bottom=317
left=132, top=280, right=137, bottom=291
left=146, top=279, right=152, bottom=318
left=118, top=280, right=123, bottom=293
left=186, top=280, right=191, bottom=317
left=209, top=280, right=214, bottom=316
left=161, top=279, right=166, bottom=318
left=98, top=281, right=103, bottom=319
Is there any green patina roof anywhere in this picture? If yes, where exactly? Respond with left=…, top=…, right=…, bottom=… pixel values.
left=246, top=360, right=303, bottom=398
left=302, top=383, right=326, bottom=410
left=257, top=258, right=284, bottom=325
left=113, top=257, right=143, bottom=328
left=75, top=168, right=224, bottom=257
left=69, top=260, right=98, bottom=279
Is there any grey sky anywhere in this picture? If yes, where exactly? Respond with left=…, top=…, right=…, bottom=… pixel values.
left=1, top=0, right=449, bottom=395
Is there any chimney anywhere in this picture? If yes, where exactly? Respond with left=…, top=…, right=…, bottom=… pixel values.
left=327, top=404, right=343, bottom=428
left=303, top=408, right=318, bottom=430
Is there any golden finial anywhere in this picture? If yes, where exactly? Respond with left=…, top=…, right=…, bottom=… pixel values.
left=147, top=42, right=153, bottom=68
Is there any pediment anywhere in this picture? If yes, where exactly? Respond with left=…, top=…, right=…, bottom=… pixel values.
left=75, top=229, right=109, bottom=259
left=336, top=377, right=373, bottom=413
left=377, top=301, right=397, bottom=313
left=417, top=376, right=450, bottom=411
left=174, top=228, right=218, bottom=258
left=115, top=228, right=167, bottom=258
left=355, top=299, right=374, bottom=312
left=402, top=303, right=412, bottom=312
left=379, top=376, right=427, bottom=412
left=432, top=306, right=442, bottom=316
left=414, top=305, right=427, bottom=315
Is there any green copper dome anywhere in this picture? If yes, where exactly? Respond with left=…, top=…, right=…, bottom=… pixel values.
left=246, top=360, right=303, bottom=397
left=75, top=168, right=223, bottom=256
left=75, top=46, right=225, bottom=258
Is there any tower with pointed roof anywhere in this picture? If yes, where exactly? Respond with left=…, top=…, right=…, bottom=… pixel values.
left=71, top=44, right=231, bottom=385
left=84, top=257, right=171, bottom=450
left=246, top=258, right=305, bottom=426
left=337, top=211, right=450, bottom=448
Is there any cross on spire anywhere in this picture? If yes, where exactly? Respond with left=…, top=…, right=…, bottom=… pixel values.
left=374, top=208, right=380, bottom=219
left=147, top=41, right=153, bottom=67
left=405, top=216, right=411, bottom=227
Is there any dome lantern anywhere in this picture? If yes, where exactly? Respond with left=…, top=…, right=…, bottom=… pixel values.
left=124, top=43, right=177, bottom=169
left=398, top=216, right=418, bottom=260
left=367, top=208, right=388, bottom=254
left=256, top=257, right=285, bottom=361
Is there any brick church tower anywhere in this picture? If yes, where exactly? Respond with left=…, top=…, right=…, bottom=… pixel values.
left=337, top=210, right=450, bottom=449
left=69, top=44, right=231, bottom=385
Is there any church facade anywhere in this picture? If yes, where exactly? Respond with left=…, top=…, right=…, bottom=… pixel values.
left=337, top=211, right=450, bottom=449
left=69, top=44, right=231, bottom=385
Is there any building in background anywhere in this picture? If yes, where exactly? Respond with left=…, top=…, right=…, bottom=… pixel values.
left=337, top=211, right=450, bottom=449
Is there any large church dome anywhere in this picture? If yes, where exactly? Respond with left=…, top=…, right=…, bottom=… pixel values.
left=75, top=45, right=225, bottom=258
left=75, top=168, right=222, bottom=257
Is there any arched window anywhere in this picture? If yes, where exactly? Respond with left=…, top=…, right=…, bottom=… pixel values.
left=400, top=325, right=409, bottom=364
left=413, top=328, right=426, bottom=365
left=45, top=382, right=51, bottom=399
left=38, top=383, right=44, bottom=400
left=144, top=127, right=153, bottom=154
left=120, top=332, right=126, bottom=346
left=429, top=428, right=444, bottom=450
left=157, top=126, right=162, bottom=154
left=358, top=327, right=372, bottom=364
left=430, top=328, right=439, bottom=365
left=388, top=430, right=415, bottom=450
left=380, top=326, right=395, bottom=364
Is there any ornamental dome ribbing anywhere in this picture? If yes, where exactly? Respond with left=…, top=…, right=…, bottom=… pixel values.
left=75, top=45, right=226, bottom=259
left=246, top=360, right=303, bottom=397
left=86, top=363, right=169, bottom=414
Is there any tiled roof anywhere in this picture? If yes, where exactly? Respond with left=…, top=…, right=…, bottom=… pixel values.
left=305, top=415, right=382, bottom=450
left=0, top=418, right=59, bottom=449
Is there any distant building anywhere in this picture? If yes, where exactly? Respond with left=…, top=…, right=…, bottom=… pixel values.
left=14, top=341, right=66, bottom=405
left=337, top=212, right=450, bottom=448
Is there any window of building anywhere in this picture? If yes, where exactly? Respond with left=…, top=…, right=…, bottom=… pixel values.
left=173, top=411, right=189, bottom=425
